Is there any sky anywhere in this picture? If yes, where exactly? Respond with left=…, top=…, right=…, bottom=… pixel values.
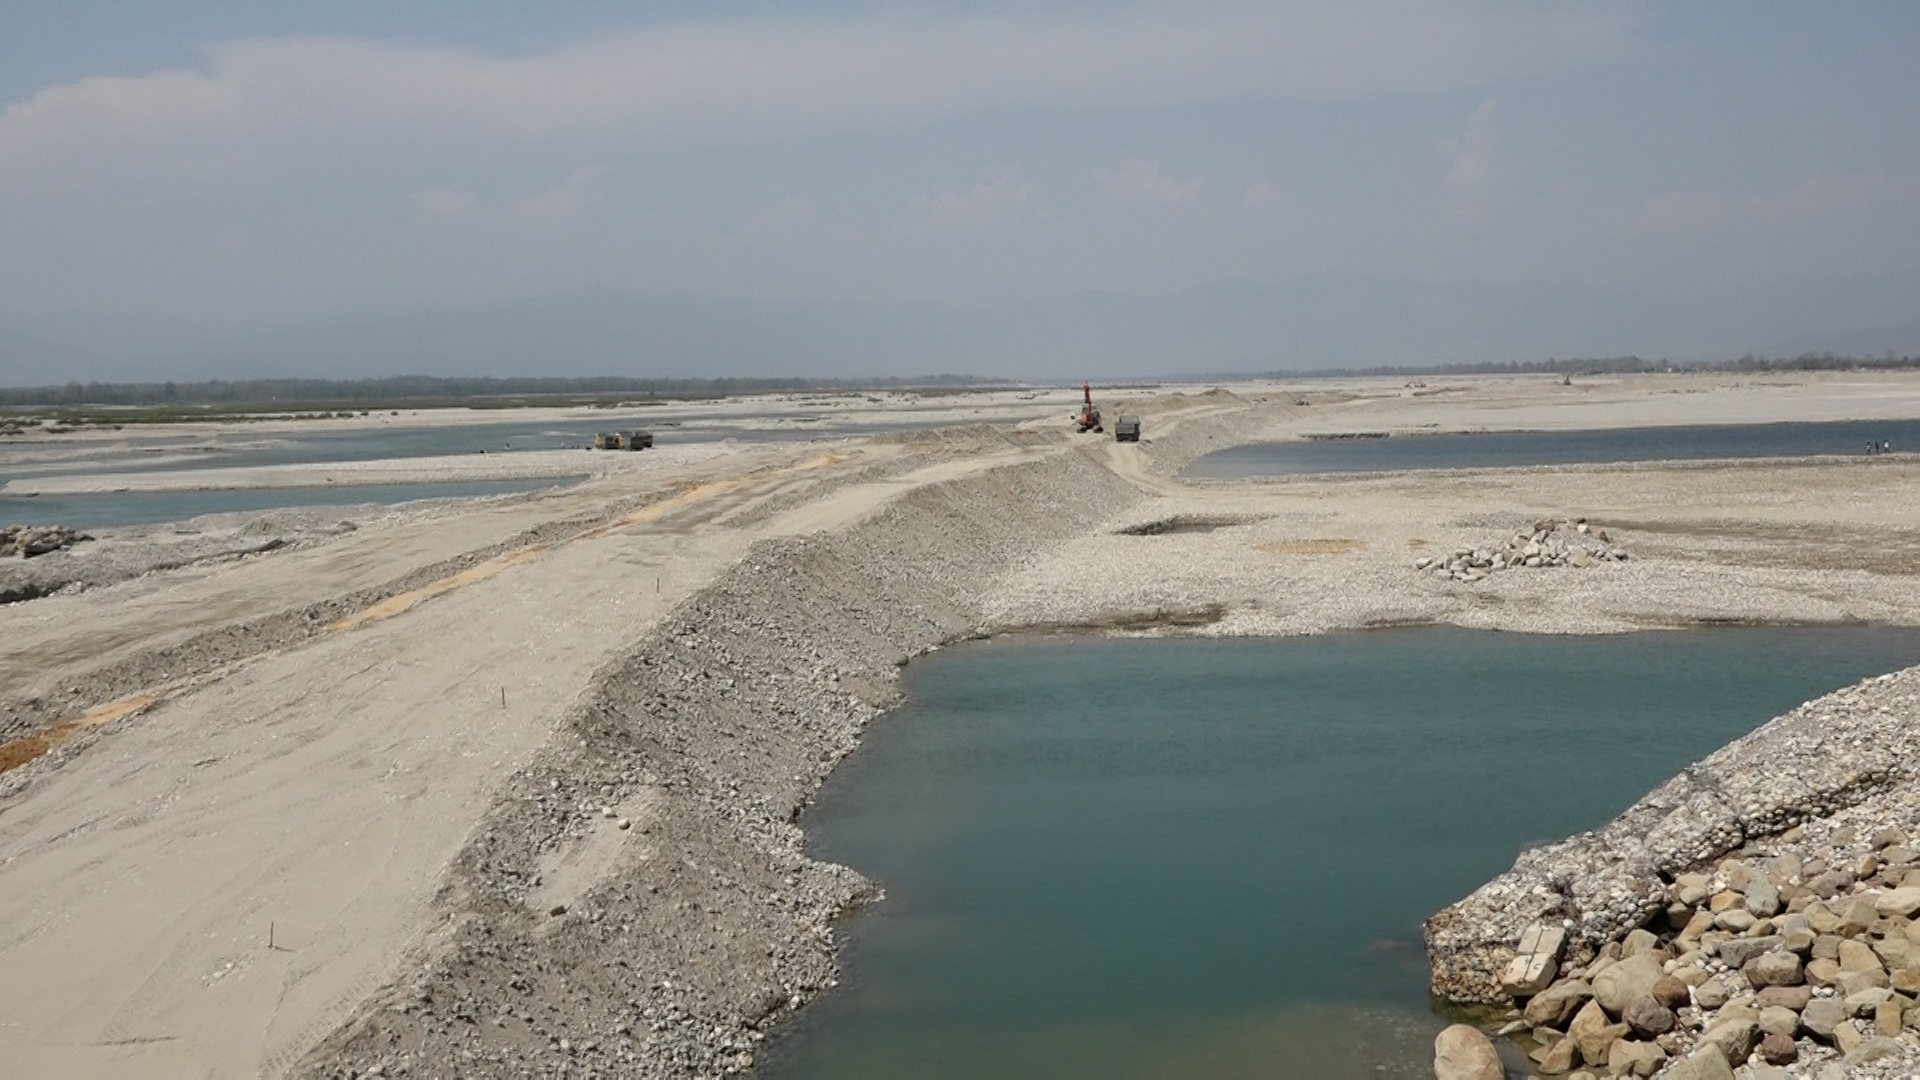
left=3, top=2, right=1919, bottom=381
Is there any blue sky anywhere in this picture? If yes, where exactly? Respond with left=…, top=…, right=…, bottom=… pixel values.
left=3, top=3, right=1918, bottom=377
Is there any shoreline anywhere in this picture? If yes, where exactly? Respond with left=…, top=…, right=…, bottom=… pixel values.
left=1, top=375, right=1918, bottom=1076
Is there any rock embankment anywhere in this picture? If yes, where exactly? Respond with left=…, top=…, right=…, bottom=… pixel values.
left=1415, top=518, right=1628, bottom=583
left=295, top=446, right=1147, bottom=1078
left=1428, top=669, right=1920, bottom=1077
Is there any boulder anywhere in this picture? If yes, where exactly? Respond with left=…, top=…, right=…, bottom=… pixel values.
left=1835, top=968, right=1889, bottom=996
left=1838, top=938, right=1883, bottom=973
left=1755, top=985, right=1812, bottom=1011
left=1593, top=953, right=1665, bottom=1015
left=1758, top=1005, right=1799, bottom=1037
left=1523, top=979, right=1593, bottom=1028
left=1846, top=1035, right=1904, bottom=1064
left=1875, top=997, right=1903, bottom=1037
left=1533, top=1035, right=1577, bottom=1075
left=1757, top=1031, right=1798, bottom=1066
left=1620, top=928, right=1658, bottom=957
left=1718, top=935, right=1782, bottom=969
left=1622, top=994, right=1675, bottom=1038
left=1433, top=1024, right=1503, bottom=1080
left=1693, top=977, right=1731, bottom=1009
left=1500, top=950, right=1557, bottom=995
left=1698, top=1017, right=1759, bottom=1065
left=1660, top=1044, right=1735, bottom=1080
left=1606, top=1038, right=1665, bottom=1078
left=1876, top=887, right=1920, bottom=919
left=1832, top=1019, right=1864, bottom=1054
left=1650, top=975, right=1691, bottom=1011
left=1569, top=999, right=1629, bottom=1064
left=1800, top=996, right=1847, bottom=1038
left=1746, top=881, right=1782, bottom=918
left=1844, top=986, right=1892, bottom=1017
left=1743, top=950, right=1803, bottom=988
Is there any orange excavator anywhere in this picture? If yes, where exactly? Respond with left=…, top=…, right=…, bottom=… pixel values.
left=1074, top=381, right=1103, bottom=434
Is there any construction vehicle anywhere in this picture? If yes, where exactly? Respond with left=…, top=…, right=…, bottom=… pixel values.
left=1113, top=413, right=1141, bottom=442
left=626, top=429, right=654, bottom=450
left=593, top=432, right=623, bottom=450
left=1074, top=382, right=1103, bottom=433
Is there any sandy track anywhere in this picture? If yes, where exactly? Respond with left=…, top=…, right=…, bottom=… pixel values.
left=0, top=428, right=1062, bottom=1076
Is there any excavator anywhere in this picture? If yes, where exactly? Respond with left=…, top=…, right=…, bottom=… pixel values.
left=1074, top=381, right=1103, bottom=434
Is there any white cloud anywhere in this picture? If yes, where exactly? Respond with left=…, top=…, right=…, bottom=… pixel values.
left=507, top=165, right=605, bottom=225
left=420, top=188, right=478, bottom=217
left=1097, top=159, right=1201, bottom=203
left=0, top=5, right=1631, bottom=175
left=918, top=167, right=1034, bottom=228
left=1442, top=97, right=1500, bottom=221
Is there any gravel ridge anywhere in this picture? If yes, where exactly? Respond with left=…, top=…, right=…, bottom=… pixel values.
left=293, top=443, right=1151, bottom=1078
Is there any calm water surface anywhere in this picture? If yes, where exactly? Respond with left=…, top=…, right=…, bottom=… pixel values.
left=0, top=476, right=575, bottom=529
left=1184, top=419, right=1920, bottom=478
left=765, top=626, right=1920, bottom=1079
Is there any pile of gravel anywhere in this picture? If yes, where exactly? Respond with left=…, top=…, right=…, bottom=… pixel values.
left=1427, top=670, right=1920, bottom=1077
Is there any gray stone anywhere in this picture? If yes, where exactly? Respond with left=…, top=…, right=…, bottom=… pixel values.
left=1744, top=950, right=1803, bottom=988
left=1800, top=996, right=1847, bottom=1038
left=1659, top=1044, right=1735, bottom=1080
left=1876, top=887, right=1920, bottom=918
left=1693, top=977, right=1731, bottom=1009
left=1844, top=986, right=1892, bottom=1016
left=1835, top=968, right=1890, bottom=996
left=1718, top=935, right=1782, bottom=969
left=1607, top=1037, right=1666, bottom=1078
left=1755, top=984, right=1812, bottom=1011
left=1746, top=881, right=1782, bottom=917
left=1432, top=1024, right=1502, bottom=1080
left=1593, top=953, right=1666, bottom=1015
left=1622, top=993, right=1675, bottom=1038
left=1523, top=979, right=1593, bottom=1028
left=1620, top=928, right=1659, bottom=957
left=1758, top=1005, right=1799, bottom=1037
left=1846, top=1035, right=1904, bottom=1064
left=1569, top=999, right=1628, bottom=1064
left=1500, top=949, right=1557, bottom=995
left=1699, top=1018, right=1759, bottom=1065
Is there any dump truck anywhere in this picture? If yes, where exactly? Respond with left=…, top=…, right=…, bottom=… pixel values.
left=593, top=432, right=623, bottom=450
left=1113, top=414, right=1141, bottom=442
left=626, top=429, right=654, bottom=450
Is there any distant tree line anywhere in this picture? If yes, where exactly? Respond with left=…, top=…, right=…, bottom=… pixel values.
left=1261, top=352, right=1920, bottom=380
left=0, top=374, right=1003, bottom=410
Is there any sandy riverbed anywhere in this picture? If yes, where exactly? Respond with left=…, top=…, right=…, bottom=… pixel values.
left=0, top=372, right=1916, bottom=1077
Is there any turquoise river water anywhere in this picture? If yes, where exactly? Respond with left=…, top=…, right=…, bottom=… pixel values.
left=763, top=626, right=1920, bottom=1079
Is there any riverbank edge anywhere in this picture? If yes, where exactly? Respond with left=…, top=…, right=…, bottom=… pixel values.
left=281, top=401, right=1918, bottom=1078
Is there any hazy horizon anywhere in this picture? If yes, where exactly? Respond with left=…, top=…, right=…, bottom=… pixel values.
left=4, top=2, right=1918, bottom=383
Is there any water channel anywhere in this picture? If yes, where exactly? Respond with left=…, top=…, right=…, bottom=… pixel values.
left=764, top=626, right=1920, bottom=1078
left=1183, top=419, right=1920, bottom=479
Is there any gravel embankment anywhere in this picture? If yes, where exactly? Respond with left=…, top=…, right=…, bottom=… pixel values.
left=1427, top=670, right=1920, bottom=1077
left=295, top=445, right=1147, bottom=1078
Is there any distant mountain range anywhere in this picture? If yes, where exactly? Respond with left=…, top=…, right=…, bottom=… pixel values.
left=2, top=271, right=1916, bottom=386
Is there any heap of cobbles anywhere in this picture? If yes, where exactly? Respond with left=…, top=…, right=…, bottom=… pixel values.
left=1415, top=518, right=1628, bottom=583
left=0, top=524, right=90, bottom=558
left=1479, top=823, right=1920, bottom=1079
